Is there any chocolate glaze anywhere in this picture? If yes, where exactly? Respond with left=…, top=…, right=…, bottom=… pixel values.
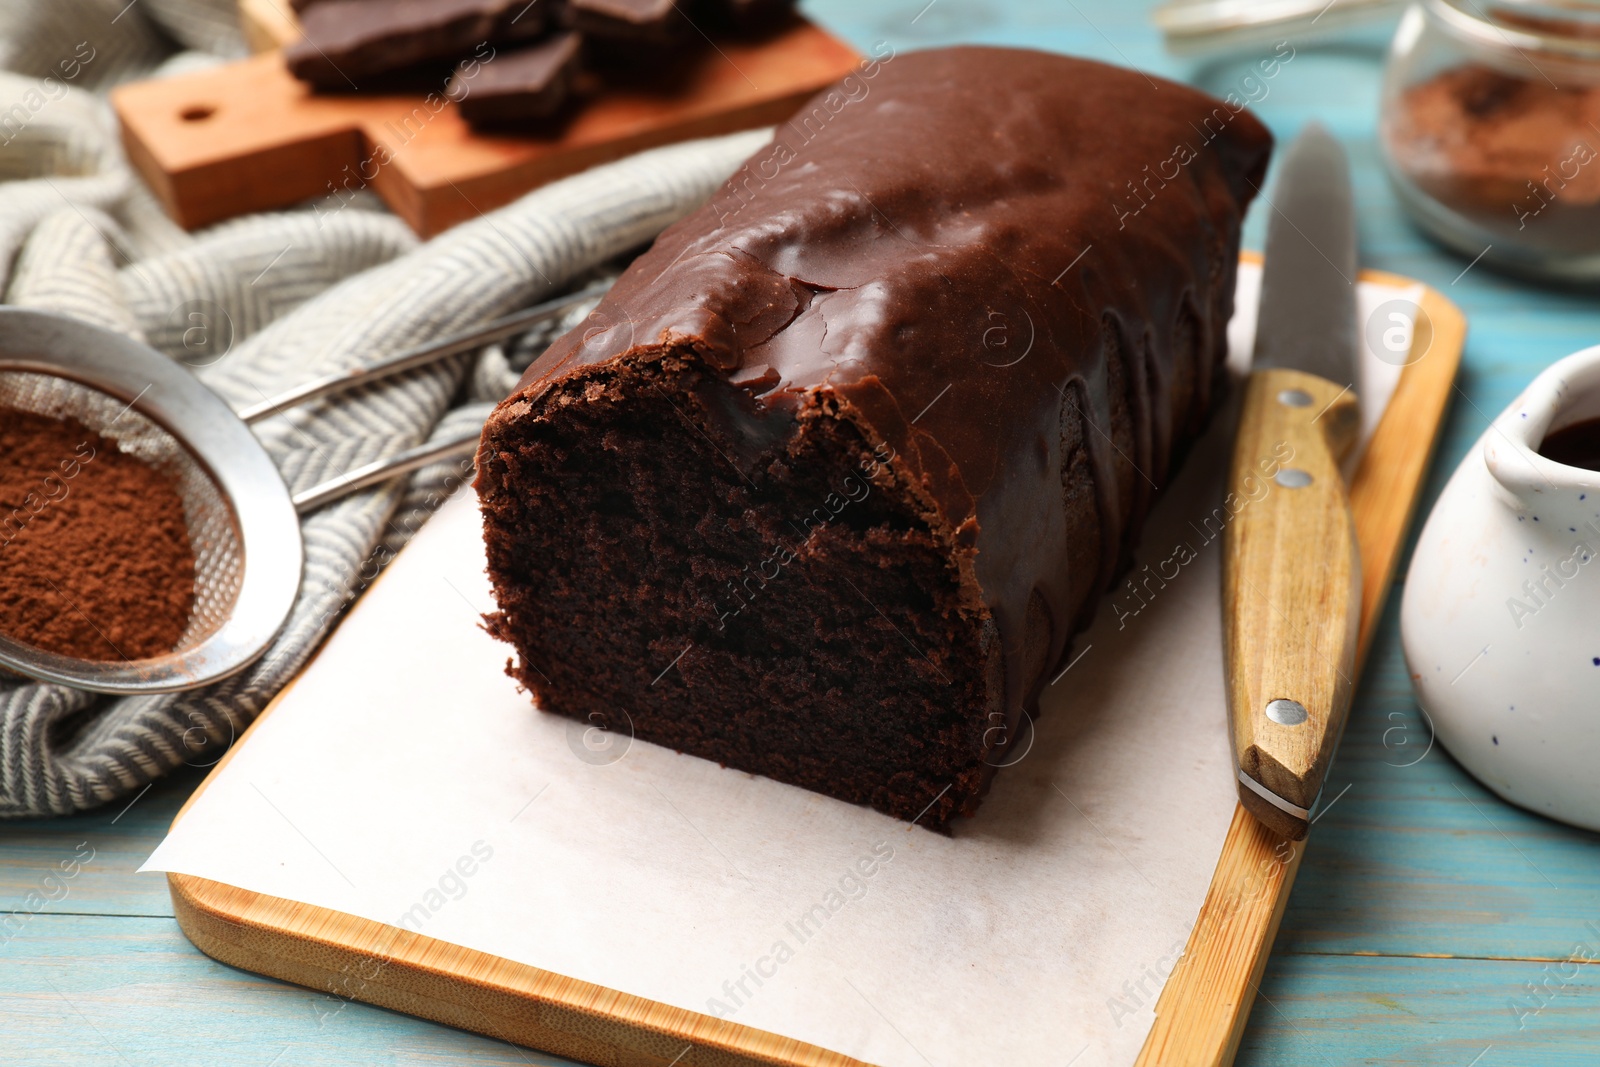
left=489, top=47, right=1269, bottom=770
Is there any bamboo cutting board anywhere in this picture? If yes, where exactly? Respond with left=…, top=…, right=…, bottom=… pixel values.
left=162, top=260, right=1463, bottom=1067
left=111, top=17, right=860, bottom=236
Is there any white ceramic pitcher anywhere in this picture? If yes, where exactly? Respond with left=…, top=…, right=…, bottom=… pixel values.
left=1403, top=345, right=1600, bottom=831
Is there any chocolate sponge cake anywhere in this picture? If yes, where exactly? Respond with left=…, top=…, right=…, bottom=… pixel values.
left=475, top=47, right=1271, bottom=829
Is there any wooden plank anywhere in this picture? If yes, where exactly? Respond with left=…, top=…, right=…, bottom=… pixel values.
left=1238, top=952, right=1600, bottom=1066
left=0, top=914, right=541, bottom=1066
left=1135, top=271, right=1466, bottom=1067
left=1279, top=597, right=1600, bottom=963
left=111, top=21, right=862, bottom=236
left=12, top=914, right=1599, bottom=1067
left=0, top=766, right=203, bottom=920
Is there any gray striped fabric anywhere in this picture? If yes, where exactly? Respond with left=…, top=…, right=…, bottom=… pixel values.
left=0, top=0, right=769, bottom=816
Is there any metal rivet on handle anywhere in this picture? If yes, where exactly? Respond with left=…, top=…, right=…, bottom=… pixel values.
left=1276, top=468, right=1313, bottom=488
left=1266, top=698, right=1309, bottom=725
left=1278, top=388, right=1313, bottom=407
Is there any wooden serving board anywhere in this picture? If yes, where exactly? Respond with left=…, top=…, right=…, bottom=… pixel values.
left=163, top=260, right=1463, bottom=1067
left=111, top=18, right=859, bottom=236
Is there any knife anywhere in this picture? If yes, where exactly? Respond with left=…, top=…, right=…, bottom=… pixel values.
left=1224, top=123, right=1362, bottom=841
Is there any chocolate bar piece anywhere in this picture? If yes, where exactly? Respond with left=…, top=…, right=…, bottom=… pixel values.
left=475, top=48, right=1271, bottom=829
left=452, top=31, right=583, bottom=124
left=286, top=0, right=550, bottom=89
left=710, top=0, right=795, bottom=31
left=567, top=0, right=684, bottom=45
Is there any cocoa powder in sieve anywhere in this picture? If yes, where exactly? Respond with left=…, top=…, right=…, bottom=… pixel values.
left=0, top=407, right=196, bottom=661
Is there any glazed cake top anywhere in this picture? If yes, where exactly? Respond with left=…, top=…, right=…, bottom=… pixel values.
left=490, top=44, right=1271, bottom=709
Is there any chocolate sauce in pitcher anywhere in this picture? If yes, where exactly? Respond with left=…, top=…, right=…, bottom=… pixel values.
left=1540, top=416, right=1600, bottom=471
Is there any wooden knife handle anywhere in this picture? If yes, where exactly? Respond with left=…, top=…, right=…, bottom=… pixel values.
left=1223, top=368, right=1361, bottom=840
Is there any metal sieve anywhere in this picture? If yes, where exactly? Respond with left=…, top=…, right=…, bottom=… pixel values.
left=0, top=283, right=604, bottom=695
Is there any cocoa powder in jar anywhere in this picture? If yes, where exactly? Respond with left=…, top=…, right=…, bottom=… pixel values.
left=1386, top=64, right=1600, bottom=252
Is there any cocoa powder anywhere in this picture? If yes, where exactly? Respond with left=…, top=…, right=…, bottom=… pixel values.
left=1387, top=65, right=1600, bottom=252
left=0, top=407, right=196, bottom=661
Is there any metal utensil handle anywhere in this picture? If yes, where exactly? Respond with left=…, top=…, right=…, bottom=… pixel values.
left=292, top=425, right=483, bottom=514
left=239, top=280, right=613, bottom=425
left=1152, top=0, right=1403, bottom=55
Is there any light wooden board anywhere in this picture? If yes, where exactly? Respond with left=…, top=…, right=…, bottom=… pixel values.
left=156, top=261, right=1463, bottom=1067
left=111, top=19, right=860, bottom=236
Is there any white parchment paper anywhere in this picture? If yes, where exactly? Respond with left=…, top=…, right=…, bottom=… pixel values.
left=143, top=262, right=1420, bottom=1067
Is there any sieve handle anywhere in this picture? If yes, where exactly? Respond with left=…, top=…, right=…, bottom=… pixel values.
left=239, top=280, right=613, bottom=425
left=292, top=425, right=482, bottom=514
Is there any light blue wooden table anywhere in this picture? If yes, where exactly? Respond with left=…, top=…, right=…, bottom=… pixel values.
left=5, top=2, right=1600, bottom=1063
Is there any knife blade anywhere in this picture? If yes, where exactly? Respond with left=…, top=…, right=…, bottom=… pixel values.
left=1224, top=122, right=1363, bottom=841
left=1254, top=124, right=1359, bottom=388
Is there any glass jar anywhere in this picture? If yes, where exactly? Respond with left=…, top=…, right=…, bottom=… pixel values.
left=1380, top=0, right=1600, bottom=282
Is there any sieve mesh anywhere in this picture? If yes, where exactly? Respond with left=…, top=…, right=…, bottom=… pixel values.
left=0, top=370, right=245, bottom=658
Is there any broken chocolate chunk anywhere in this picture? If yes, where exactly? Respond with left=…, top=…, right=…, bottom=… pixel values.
left=452, top=30, right=584, bottom=124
